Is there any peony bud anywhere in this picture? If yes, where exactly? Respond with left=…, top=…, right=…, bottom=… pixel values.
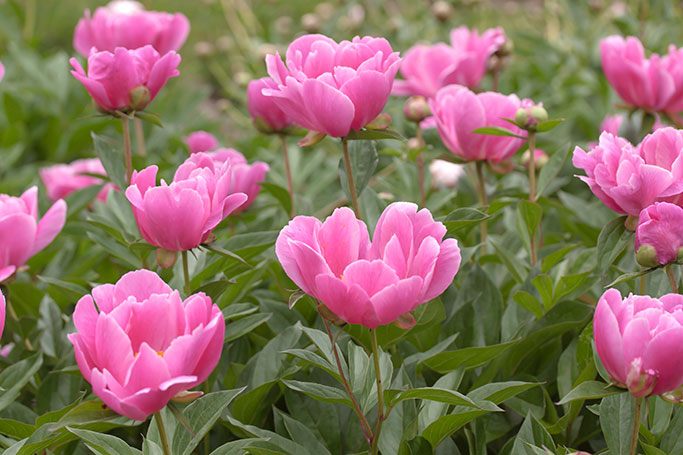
left=403, top=96, right=430, bottom=123
left=431, top=1, right=452, bottom=22
left=530, top=105, right=548, bottom=123
left=127, top=85, right=151, bottom=111
left=172, top=390, right=204, bottom=403
left=514, top=107, right=528, bottom=126
left=636, top=244, right=659, bottom=268
left=522, top=149, right=549, bottom=170
left=156, top=248, right=178, bottom=269
left=301, top=13, right=320, bottom=33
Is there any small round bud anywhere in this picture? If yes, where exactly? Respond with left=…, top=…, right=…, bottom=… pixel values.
left=194, top=41, right=214, bottom=57
left=155, top=248, right=178, bottom=269
left=233, top=71, right=251, bottom=87
left=530, top=105, right=548, bottom=124
left=496, top=38, right=514, bottom=57
left=215, top=36, right=233, bottom=52
left=274, top=16, right=293, bottom=35
left=431, top=1, right=453, bottom=22
left=522, top=149, right=549, bottom=170
left=127, top=85, right=150, bottom=111
left=301, top=13, right=320, bottom=33
left=407, top=137, right=423, bottom=150
left=403, top=96, right=430, bottom=123
left=315, top=2, right=335, bottom=20
left=514, top=107, right=528, bottom=126
left=636, top=244, right=659, bottom=268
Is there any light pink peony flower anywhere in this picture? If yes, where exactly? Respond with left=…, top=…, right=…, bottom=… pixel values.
left=73, top=1, right=190, bottom=57
left=393, top=26, right=505, bottom=97
left=635, top=202, right=683, bottom=266
left=0, top=187, right=66, bottom=282
left=0, top=60, right=4, bottom=82
left=40, top=158, right=115, bottom=203
left=573, top=128, right=683, bottom=216
left=600, top=114, right=624, bottom=136
left=276, top=203, right=461, bottom=328
left=263, top=34, right=401, bottom=137
left=600, top=36, right=674, bottom=112
left=184, top=131, right=219, bottom=154
left=125, top=155, right=247, bottom=251
left=662, top=45, right=683, bottom=114
left=247, top=77, right=294, bottom=133
left=202, top=149, right=269, bottom=213
left=429, top=159, right=465, bottom=188
left=429, top=85, right=526, bottom=163
left=67, top=269, right=224, bottom=420
left=594, top=288, right=683, bottom=397
left=70, top=45, right=180, bottom=113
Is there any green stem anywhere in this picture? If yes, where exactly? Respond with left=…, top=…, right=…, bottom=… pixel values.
left=629, top=397, right=643, bottom=455
left=280, top=135, right=295, bottom=219
left=474, top=161, right=488, bottom=256
left=416, top=125, right=426, bottom=208
left=134, top=116, right=147, bottom=157
left=122, top=116, right=133, bottom=184
left=639, top=266, right=646, bottom=294
left=666, top=265, right=678, bottom=293
left=342, top=139, right=362, bottom=219
left=154, top=411, right=172, bottom=455
left=182, top=250, right=191, bottom=296
left=528, top=131, right=538, bottom=267
left=370, top=330, right=385, bottom=455
left=1, top=286, right=33, bottom=351
left=23, top=0, right=36, bottom=41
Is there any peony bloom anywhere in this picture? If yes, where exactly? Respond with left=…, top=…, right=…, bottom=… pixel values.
left=393, top=26, right=505, bottom=97
left=67, top=269, right=224, bottom=420
left=573, top=128, right=683, bottom=216
left=70, top=45, right=180, bottom=113
left=429, top=159, right=465, bottom=188
left=125, top=154, right=247, bottom=251
left=40, top=158, right=115, bottom=203
left=662, top=45, right=683, bottom=114
left=247, top=77, right=294, bottom=133
left=634, top=202, right=683, bottom=267
left=276, top=203, right=461, bottom=328
left=0, top=290, right=5, bottom=341
left=0, top=60, right=4, bottom=82
left=73, top=0, right=190, bottom=57
left=184, top=131, right=219, bottom=154
left=594, top=289, right=683, bottom=397
left=0, top=187, right=66, bottom=282
left=263, top=34, right=401, bottom=137
left=600, top=114, right=624, bottom=136
left=430, top=85, right=526, bottom=163
left=600, top=36, right=674, bottom=112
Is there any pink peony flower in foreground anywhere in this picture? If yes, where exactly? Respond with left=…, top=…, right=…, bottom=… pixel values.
left=430, top=85, right=526, bottom=163
left=73, top=0, right=190, bottom=57
left=393, top=26, right=505, bottom=97
left=600, top=36, right=674, bottom=112
left=247, top=77, right=294, bottom=133
left=125, top=154, right=247, bottom=251
left=0, top=187, right=66, bottom=282
left=202, top=149, right=269, bottom=213
left=263, top=34, right=401, bottom=137
left=68, top=269, right=224, bottom=420
left=573, top=128, right=683, bottom=216
left=70, top=45, right=180, bottom=113
left=40, top=158, right=115, bottom=203
left=594, top=288, right=683, bottom=397
left=276, top=203, right=461, bottom=328
left=184, top=131, right=219, bottom=154
left=635, top=202, right=683, bottom=267
left=0, top=290, right=5, bottom=341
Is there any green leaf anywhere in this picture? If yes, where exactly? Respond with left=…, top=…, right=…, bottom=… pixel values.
left=385, top=387, right=482, bottom=409
left=172, top=388, right=247, bottom=455
left=531, top=274, right=554, bottom=311
left=0, top=353, right=43, bottom=412
left=49, top=400, right=121, bottom=430
left=66, top=185, right=105, bottom=218
left=200, top=244, right=251, bottom=268
left=0, top=419, right=35, bottom=439
left=281, top=379, right=352, bottom=406
left=468, top=381, right=541, bottom=405
left=660, top=406, right=683, bottom=453
left=542, top=244, right=578, bottom=273
left=338, top=140, right=379, bottom=198
left=92, top=132, right=127, bottom=191
left=443, top=208, right=491, bottom=236
left=536, top=144, right=570, bottom=198
left=600, top=393, right=636, bottom=455
left=557, top=381, right=622, bottom=405
left=606, top=268, right=657, bottom=288
left=511, top=412, right=557, bottom=454
left=224, top=313, right=272, bottom=342
left=597, top=216, right=632, bottom=273
left=260, top=182, right=292, bottom=216
left=399, top=436, right=434, bottom=455
left=282, top=349, right=339, bottom=381
left=275, top=409, right=332, bottom=455
left=421, top=400, right=502, bottom=448
left=517, top=200, right=543, bottom=255
left=490, top=240, right=528, bottom=283
left=67, top=427, right=137, bottom=455
left=345, top=128, right=406, bottom=141
left=535, top=118, right=565, bottom=132
left=472, top=126, right=526, bottom=139
left=513, top=291, right=544, bottom=319
left=37, top=275, right=89, bottom=296
left=423, top=339, right=520, bottom=373
left=135, top=111, right=163, bottom=127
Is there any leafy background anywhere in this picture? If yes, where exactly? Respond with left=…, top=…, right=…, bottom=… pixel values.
left=1, top=0, right=683, bottom=454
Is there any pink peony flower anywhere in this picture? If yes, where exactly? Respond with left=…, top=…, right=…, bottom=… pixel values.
left=125, top=154, right=247, bottom=251
left=600, top=36, right=674, bottom=112
left=73, top=0, right=190, bottom=57
left=662, top=45, right=683, bottom=114
left=0, top=60, right=4, bottom=82
left=429, top=159, right=465, bottom=188
left=0, top=290, right=5, bottom=341
left=70, top=45, right=180, bottom=113
left=263, top=34, right=401, bottom=137
left=40, top=158, right=115, bottom=203
left=0, top=187, right=66, bottom=282
left=594, top=288, right=683, bottom=397
left=393, top=26, right=505, bottom=97
left=247, top=77, right=294, bottom=133
left=276, top=203, right=461, bottom=328
left=184, top=131, right=219, bottom=154
left=67, top=269, right=224, bottom=420
left=573, top=128, right=683, bottom=216
left=601, top=114, right=624, bottom=136
left=429, top=85, right=526, bottom=163
left=635, top=202, right=683, bottom=266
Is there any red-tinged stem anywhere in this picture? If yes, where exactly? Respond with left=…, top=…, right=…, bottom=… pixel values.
left=629, top=397, right=643, bottom=455
left=416, top=125, right=426, bottom=208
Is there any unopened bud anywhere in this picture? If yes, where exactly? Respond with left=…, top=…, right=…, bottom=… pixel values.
left=393, top=313, right=416, bottom=330
left=194, top=41, right=214, bottom=57
left=489, top=159, right=514, bottom=174
left=495, top=38, right=514, bottom=57
left=626, top=357, right=657, bottom=397
left=662, top=387, right=683, bottom=403
left=156, top=248, right=178, bottom=269
left=407, top=137, right=423, bottom=150
left=636, top=244, right=659, bottom=268
left=301, top=13, right=320, bottom=33
left=522, top=149, right=549, bottom=170
left=172, top=390, right=204, bottom=403
left=127, top=85, right=150, bottom=111
left=404, top=96, right=430, bottom=123
left=431, top=1, right=453, bottom=22
left=530, top=105, right=548, bottom=124
left=514, top=107, right=528, bottom=126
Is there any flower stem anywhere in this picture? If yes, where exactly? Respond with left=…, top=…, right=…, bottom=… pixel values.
left=342, top=139, right=362, bottom=219
left=474, top=161, right=488, bottom=255
left=370, top=329, right=385, bottom=455
left=280, top=135, right=295, bottom=219
left=154, top=411, right=172, bottom=455
left=1, top=285, right=33, bottom=351
left=416, top=125, right=426, bottom=208
left=182, top=250, right=191, bottom=296
left=528, top=131, right=538, bottom=267
left=639, top=266, right=646, bottom=294
left=319, top=306, right=373, bottom=445
left=666, top=265, right=678, bottom=293
left=134, top=116, right=147, bottom=157
left=629, top=396, right=643, bottom=455
left=122, top=116, right=133, bottom=184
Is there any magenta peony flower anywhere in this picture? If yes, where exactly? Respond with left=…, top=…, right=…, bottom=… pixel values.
left=247, top=77, right=294, bottom=133
left=429, top=85, right=526, bottom=163
left=73, top=0, right=190, bottom=57
left=601, top=114, right=624, bottom=136
left=573, top=128, right=683, bottom=216
left=184, top=131, right=219, bottom=154
left=0, top=60, right=4, bottom=83
left=40, top=158, right=115, bottom=203
left=0, top=187, right=66, bottom=282
left=70, top=45, right=180, bottom=113
left=594, top=289, right=683, bottom=397
left=635, top=202, right=683, bottom=266
left=0, top=290, right=5, bottom=341
left=276, top=203, right=461, bottom=328
left=125, top=155, right=247, bottom=251
left=263, top=34, right=401, bottom=137
left=67, top=269, right=224, bottom=420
